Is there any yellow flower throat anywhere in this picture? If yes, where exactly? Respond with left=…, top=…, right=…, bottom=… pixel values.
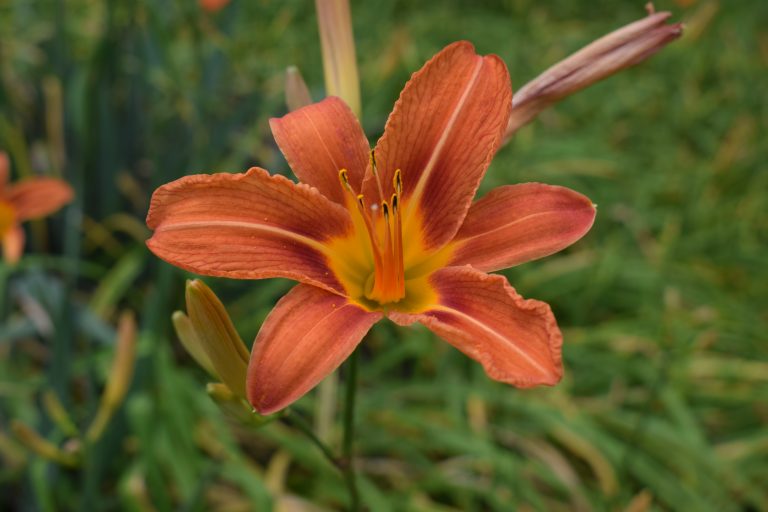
left=339, top=166, right=405, bottom=304
left=328, top=156, right=452, bottom=313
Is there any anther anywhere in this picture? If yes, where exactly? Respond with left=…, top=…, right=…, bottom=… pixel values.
left=393, top=169, right=402, bottom=195
left=369, top=150, right=378, bottom=176
left=369, top=150, right=386, bottom=202
left=338, top=169, right=351, bottom=191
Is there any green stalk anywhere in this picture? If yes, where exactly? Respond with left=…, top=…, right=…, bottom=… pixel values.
left=285, top=349, right=361, bottom=510
left=342, top=349, right=360, bottom=511
left=284, top=411, right=338, bottom=469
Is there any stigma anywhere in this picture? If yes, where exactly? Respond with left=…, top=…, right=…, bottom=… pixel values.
left=338, top=160, right=405, bottom=304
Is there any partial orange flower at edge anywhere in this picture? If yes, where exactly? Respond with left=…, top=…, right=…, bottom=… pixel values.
left=145, top=42, right=597, bottom=415
left=199, top=0, right=230, bottom=14
left=0, top=152, right=73, bottom=264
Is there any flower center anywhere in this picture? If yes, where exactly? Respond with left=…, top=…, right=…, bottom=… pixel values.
left=338, top=166, right=405, bottom=304
left=0, top=201, right=15, bottom=238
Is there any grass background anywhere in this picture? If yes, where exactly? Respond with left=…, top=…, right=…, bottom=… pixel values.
left=1, top=0, right=766, bottom=510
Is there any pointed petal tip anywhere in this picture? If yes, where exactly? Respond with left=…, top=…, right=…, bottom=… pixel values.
left=452, top=183, right=597, bottom=271
left=270, top=97, right=369, bottom=204
left=245, top=284, right=380, bottom=414
left=391, top=266, right=563, bottom=389
left=370, top=38, right=512, bottom=251
left=462, top=268, right=564, bottom=387
left=249, top=395, right=284, bottom=416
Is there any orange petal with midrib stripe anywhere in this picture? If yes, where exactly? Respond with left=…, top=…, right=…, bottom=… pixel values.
left=270, top=97, right=370, bottom=205
left=365, top=41, right=512, bottom=252
left=146, top=167, right=354, bottom=295
left=390, top=266, right=563, bottom=387
left=450, top=183, right=596, bottom=272
left=247, top=283, right=381, bottom=414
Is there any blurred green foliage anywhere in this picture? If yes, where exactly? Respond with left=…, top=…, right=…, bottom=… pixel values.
left=1, top=0, right=767, bottom=510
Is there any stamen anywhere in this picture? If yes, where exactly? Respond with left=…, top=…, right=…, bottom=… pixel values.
left=340, top=163, right=407, bottom=305
left=393, top=169, right=402, bottom=195
left=339, top=168, right=352, bottom=191
left=354, top=194, right=385, bottom=292
left=381, top=200, right=393, bottom=265
left=369, top=150, right=386, bottom=202
left=392, top=193, right=404, bottom=292
left=381, top=200, right=396, bottom=299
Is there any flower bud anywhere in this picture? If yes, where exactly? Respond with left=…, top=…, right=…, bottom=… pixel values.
left=11, top=420, right=79, bottom=467
left=315, top=0, right=361, bottom=116
left=172, top=310, right=216, bottom=376
left=505, top=6, right=683, bottom=139
left=285, top=66, right=313, bottom=112
left=184, top=280, right=249, bottom=399
left=86, top=311, right=137, bottom=443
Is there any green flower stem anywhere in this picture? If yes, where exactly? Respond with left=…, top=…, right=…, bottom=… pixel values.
left=283, top=349, right=361, bottom=510
left=284, top=411, right=339, bottom=469
left=342, top=349, right=360, bottom=511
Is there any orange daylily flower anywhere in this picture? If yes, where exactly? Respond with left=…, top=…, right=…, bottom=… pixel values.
left=0, top=152, right=73, bottom=264
left=199, top=0, right=230, bottom=14
left=146, top=42, right=596, bottom=414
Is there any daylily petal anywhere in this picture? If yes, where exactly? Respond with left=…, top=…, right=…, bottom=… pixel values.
left=450, top=183, right=596, bottom=272
left=2, top=225, right=24, bottom=264
left=389, top=266, right=562, bottom=387
left=270, top=97, right=370, bottom=205
left=247, top=284, right=381, bottom=414
left=366, top=41, right=512, bottom=250
left=146, top=167, right=353, bottom=294
left=6, top=178, right=73, bottom=221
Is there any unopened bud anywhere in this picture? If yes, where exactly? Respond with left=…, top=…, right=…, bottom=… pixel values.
left=315, top=0, right=362, bottom=117
left=207, top=383, right=275, bottom=427
left=285, top=66, right=313, bottom=112
left=505, top=7, right=683, bottom=139
left=206, top=382, right=236, bottom=402
left=185, top=280, right=249, bottom=399
left=172, top=310, right=216, bottom=376
left=11, top=420, right=79, bottom=467
left=42, top=391, right=78, bottom=437
left=86, top=311, right=137, bottom=443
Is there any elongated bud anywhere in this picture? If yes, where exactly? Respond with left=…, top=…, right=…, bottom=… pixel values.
left=11, top=420, right=79, bottom=467
left=42, top=391, right=78, bottom=437
left=185, top=280, right=250, bottom=399
left=0, top=429, right=26, bottom=471
left=172, top=311, right=216, bottom=376
left=86, top=311, right=137, bottom=443
left=285, top=66, right=313, bottom=112
left=315, top=0, right=362, bottom=117
left=505, top=6, right=683, bottom=140
left=206, top=382, right=236, bottom=402
left=207, top=383, right=276, bottom=426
